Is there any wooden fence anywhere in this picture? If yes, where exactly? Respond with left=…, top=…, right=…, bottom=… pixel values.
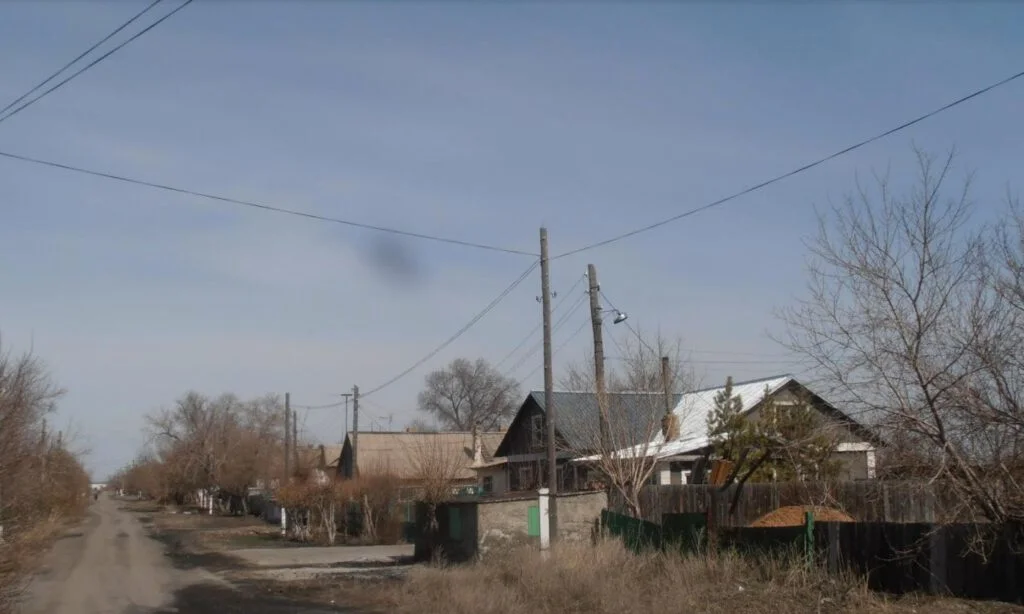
left=616, top=481, right=947, bottom=526
left=817, top=521, right=1024, bottom=601
left=602, top=508, right=1024, bottom=603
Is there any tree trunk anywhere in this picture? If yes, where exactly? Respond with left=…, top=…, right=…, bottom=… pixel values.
left=325, top=501, right=337, bottom=545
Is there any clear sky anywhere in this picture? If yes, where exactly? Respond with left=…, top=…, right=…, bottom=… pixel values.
left=1, top=2, right=1021, bottom=479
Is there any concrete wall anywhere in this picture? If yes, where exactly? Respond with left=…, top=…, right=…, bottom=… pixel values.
left=417, top=490, right=609, bottom=562
left=554, top=491, right=607, bottom=543
left=477, top=496, right=537, bottom=556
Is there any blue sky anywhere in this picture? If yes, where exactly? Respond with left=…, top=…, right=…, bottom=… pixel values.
left=1, top=2, right=1021, bottom=479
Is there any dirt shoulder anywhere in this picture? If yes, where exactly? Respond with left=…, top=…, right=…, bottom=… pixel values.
left=121, top=498, right=407, bottom=613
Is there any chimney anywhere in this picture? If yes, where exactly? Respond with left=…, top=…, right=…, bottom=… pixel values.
left=472, top=421, right=483, bottom=466
left=660, top=355, right=679, bottom=440
left=661, top=413, right=679, bottom=441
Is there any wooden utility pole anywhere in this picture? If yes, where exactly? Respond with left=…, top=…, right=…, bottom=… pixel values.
left=352, top=385, right=360, bottom=477
left=284, top=393, right=291, bottom=480
left=540, top=227, right=557, bottom=542
left=339, top=393, right=354, bottom=441
left=293, top=410, right=299, bottom=471
left=587, top=264, right=610, bottom=453
left=661, top=357, right=672, bottom=414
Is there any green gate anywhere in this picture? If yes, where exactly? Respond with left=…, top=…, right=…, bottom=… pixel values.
left=527, top=505, right=540, bottom=537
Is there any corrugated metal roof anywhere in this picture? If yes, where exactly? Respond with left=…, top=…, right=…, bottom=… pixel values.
left=529, top=390, right=683, bottom=451
left=346, top=431, right=504, bottom=480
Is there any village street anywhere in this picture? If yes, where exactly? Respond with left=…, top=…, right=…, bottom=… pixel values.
left=19, top=494, right=349, bottom=614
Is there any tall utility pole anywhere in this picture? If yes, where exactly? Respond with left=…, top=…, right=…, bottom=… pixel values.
left=352, top=385, right=360, bottom=477
left=339, top=393, right=354, bottom=441
left=587, top=264, right=610, bottom=452
left=540, top=227, right=557, bottom=542
left=284, top=393, right=291, bottom=480
left=293, top=411, right=299, bottom=470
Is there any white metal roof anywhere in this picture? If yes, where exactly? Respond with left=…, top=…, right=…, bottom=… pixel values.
left=672, top=374, right=793, bottom=444
left=572, top=375, right=795, bottom=462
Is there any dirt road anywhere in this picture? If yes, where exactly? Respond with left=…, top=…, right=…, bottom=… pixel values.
left=20, top=494, right=345, bottom=614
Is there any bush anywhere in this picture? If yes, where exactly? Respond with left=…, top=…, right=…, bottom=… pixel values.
left=0, top=342, right=90, bottom=613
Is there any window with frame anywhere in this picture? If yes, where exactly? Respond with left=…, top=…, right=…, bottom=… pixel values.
left=530, top=414, right=545, bottom=449
left=482, top=476, right=494, bottom=494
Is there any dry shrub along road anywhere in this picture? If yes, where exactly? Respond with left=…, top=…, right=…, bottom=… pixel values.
left=18, top=494, right=349, bottom=614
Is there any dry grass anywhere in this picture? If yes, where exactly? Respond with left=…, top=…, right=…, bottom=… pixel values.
left=0, top=514, right=75, bottom=612
left=390, top=540, right=1024, bottom=614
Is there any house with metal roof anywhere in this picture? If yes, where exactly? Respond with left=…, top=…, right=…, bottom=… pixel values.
left=483, top=375, right=881, bottom=496
left=483, top=390, right=681, bottom=496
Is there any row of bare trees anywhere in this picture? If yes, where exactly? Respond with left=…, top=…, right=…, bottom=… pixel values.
left=112, top=392, right=285, bottom=512
left=0, top=340, right=90, bottom=611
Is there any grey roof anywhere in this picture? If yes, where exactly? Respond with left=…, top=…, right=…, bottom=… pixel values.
left=529, top=390, right=682, bottom=452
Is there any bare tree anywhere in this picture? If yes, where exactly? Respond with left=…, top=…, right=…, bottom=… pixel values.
left=780, top=147, right=1024, bottom=524
left=145, top=392, right=284, bottom=508
left=405, top=418, right=440, bottom=433
left=417, top=358, right=521, bottom=431
left=0, top=339, right=89, bottom=610
left=559, top=332, right=693, bottom=517
left=404, top=433, right=468, bottom=549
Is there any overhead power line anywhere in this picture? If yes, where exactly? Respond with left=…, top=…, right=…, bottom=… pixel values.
left=0, top=0, right=165, bottom=119
left=361, top=260, right=539, bottom=398
left=555, top=68, right=1024, bottom=259
left=292, top=400, right=347, bottom=410
left=505, top=292, right=587, bottom=375
left=599, top=289, right=802, bottom=363
left=518, top=318, right=590, bottom=384
left=0, top=0, right=193, bottom=126
left=0, top=150, right=537, bottom=256
left=495, top=273, right=587, bottom=370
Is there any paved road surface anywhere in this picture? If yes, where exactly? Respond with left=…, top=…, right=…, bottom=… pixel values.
left=19, top=494, right=343, bottom=614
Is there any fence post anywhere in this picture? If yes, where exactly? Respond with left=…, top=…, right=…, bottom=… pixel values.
left=539, top=488, right=551, bottom=553
left=706, top=489, right=717, bottom=553
left=928, top=526, right=947, bottom=595
left=827, top=520, right=840, bottom=574
left=804, top=510, right=815, bottom=568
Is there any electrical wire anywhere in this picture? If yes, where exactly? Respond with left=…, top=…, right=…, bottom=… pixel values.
left=0, top=0, right=165, bottom=119
left=361, top=260, right=539, bottom=398
left=554, top=68, right=1024, bottom=259
left=495, top=273, right=588, bottom=370
left=505, top=292, right=587, bottom=375
left=517, top=317, right=590, bottom=384
left=0, top=0, right=193, bottom=126
left=292, top=400, right=347, bottom=410
left=0, top=150, right=537, bottom=256
left=600, top=289, right=808, bottom=366
left=599, top=289, right=660, bottom=357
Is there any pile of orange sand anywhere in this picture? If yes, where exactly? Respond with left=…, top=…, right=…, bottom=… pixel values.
left=749, top=505, right=854, bottom=527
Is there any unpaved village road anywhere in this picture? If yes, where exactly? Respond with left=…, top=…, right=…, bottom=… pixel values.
left=20, top=494, right=345, bottom=614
